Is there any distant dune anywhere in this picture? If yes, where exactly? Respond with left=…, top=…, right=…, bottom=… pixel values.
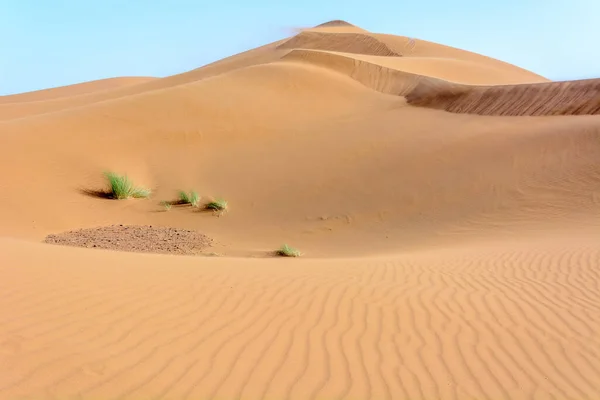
left=1, top=20, right=599, bottom=400
left=0, top=76, right=156, bottom=104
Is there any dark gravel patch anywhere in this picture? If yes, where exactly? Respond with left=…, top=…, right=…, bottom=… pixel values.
left=44, top=225, right=213, bottom=255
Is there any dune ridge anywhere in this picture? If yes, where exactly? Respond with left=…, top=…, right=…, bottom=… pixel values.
left=0, top=77, right=156, bottom=104
left=283, top=49, right=600, bottom=116
left=277, top=31, right=401, bottom=56
left=1, top=19, right=600, bottom=400
left=372, top=33, right=549, bottom=82
left=314, top=20, right=357, bottom=28
left=282, top=48, right=453, bottom=94
left=0, top=40, right=287, bottom=121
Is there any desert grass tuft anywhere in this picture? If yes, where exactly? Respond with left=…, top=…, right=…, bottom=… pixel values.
left=276, top=244, right=302, bottom=257
left=178, top=190, right=200, bottom=207
left=205, top=198, right=228, bottom=212
left=160, top=201, right=172, bottom=211
left=104, top=172, right=151, bottom=199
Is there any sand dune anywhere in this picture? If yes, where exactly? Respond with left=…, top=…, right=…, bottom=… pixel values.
left=277, top=29, right=547, bottom=86
left=298, top=20, right=368, bottom=33
left=290, top=21, right=548, bottom=83
left=0, top=77, right=156, bottom=104
left=408, top=77, right=600, bottom=115
left=315, top=20, right=359, bottom=28
left=372, top=33, right=549, bottom=82
left=333, top=53, right=545, bottom=84
left=284, top=49, right=600, bottom=115
left=0, top=40, right=287, bottom=121
left=277, top=31, right=401, bottom=56
left=282, top=49, right=446, bottom=94
left=1, top=20, right=600, bottom=399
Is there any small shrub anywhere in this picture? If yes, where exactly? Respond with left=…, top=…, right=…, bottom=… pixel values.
left=104, top=172, right=151, bottom=199
left=160, top=201, right=172, bottom=211
left=179, top=190, right=200, bottom=207
left=205, top=198, right=228, bottom=212
left=277, top=244, right=302, bottom=257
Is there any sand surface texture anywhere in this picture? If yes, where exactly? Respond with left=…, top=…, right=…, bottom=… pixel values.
left=1, top=20, right=599, bottom=399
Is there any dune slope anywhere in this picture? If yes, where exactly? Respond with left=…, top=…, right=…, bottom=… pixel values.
left=408, top=77, right=600, bottom=116
left=0, top=76, right=156, bottom=104
left=0, top=40, right=287, bottom=121
left=1, top=20, right=600, bottom=400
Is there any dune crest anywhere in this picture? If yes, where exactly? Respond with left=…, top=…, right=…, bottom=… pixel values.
left=314, top=19, right=357, bottom=28
left=1, top=20, right=600, bottom=400
left=277, top=31, right=401, bottom=56
left=0, top=76, right=156, bottom=104
left=282, top=49, right=600, bottom=115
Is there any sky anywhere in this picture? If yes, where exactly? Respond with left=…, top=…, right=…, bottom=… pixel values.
left=1, top=0, right=599, bottom=95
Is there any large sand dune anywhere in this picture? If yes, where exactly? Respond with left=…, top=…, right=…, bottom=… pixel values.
left=1, top=20, right=599, bottom=399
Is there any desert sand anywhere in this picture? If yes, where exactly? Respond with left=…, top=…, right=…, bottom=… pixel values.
left=1, top=20, right=599, bottom=399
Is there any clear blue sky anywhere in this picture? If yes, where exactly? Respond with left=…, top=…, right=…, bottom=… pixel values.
left=1, top=0, right=598, bottom=95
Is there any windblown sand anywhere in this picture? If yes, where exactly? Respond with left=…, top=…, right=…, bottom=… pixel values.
left=0, top=20, right=599, bottom=400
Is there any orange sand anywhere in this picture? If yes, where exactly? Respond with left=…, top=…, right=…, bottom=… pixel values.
left=1, top=21, right=599, bottom=399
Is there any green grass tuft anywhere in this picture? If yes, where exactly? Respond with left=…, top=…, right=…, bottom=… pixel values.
left=276, top=244, right=302, bottom=257
left=205, top=198, right=228, bottom=212
left=178, top=190, right=200, bottom=207
left=160, top=201, right=172, bottom=211
left=104, top=172, right=151, bottom=199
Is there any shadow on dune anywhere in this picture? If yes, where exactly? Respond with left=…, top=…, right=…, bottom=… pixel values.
left=78, top=188, right=114, bottom=200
